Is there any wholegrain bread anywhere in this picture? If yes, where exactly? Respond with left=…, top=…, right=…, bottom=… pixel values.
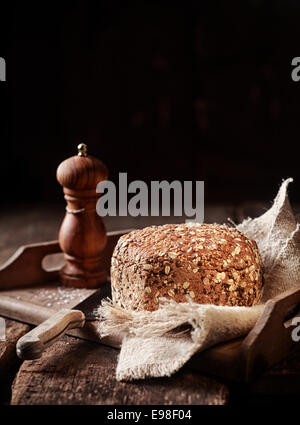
left=111, top=223, right=262, bottom=311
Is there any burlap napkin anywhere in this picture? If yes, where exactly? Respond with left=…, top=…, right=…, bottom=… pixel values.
left=98, top=178, right=300, bottom=381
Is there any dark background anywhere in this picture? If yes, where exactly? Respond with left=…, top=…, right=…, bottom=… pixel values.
left=1, top=0, right=300, bottom=207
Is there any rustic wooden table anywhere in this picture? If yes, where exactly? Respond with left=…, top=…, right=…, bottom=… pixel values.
left=0, top=203, right=300, bottom=405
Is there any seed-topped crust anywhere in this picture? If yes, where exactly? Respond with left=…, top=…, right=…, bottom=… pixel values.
left=111, top=223, right=263, bottom=311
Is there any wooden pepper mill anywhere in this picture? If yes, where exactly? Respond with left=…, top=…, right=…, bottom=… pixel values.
left=56, top=143, right=108, bottom=288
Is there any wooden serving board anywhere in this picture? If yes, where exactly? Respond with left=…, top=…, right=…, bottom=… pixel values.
left=0, top=282, right=121, bottom=349
left=0, top=230, right=300, bottom=382
left=0, top=230, right=130, bottom=349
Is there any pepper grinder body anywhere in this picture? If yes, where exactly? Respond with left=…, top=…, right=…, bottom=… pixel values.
left=56, top=145, right=108, bottom=288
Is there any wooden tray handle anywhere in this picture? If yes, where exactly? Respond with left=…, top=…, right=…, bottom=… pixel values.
left=241, top=286, right=300, bottom=381
left=0, top=241, right=61, bottom=289
left=0, top=229, right=132, bottom=290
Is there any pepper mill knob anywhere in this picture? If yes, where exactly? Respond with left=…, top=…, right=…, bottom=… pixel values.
left=77, top=142, right=87, bottom=157
left=56, top=144, right=108, bottom=288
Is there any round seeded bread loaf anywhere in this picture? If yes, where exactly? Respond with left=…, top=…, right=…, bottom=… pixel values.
left=111, top=223, right=263, bottom=311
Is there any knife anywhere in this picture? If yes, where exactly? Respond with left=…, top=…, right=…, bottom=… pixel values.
left=16, top=282, right=111, bottom=360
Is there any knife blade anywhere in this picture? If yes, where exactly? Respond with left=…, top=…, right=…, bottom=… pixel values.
left=16, top=282, right=111, bottom=360
left=74, top=281, right=111, bottom=321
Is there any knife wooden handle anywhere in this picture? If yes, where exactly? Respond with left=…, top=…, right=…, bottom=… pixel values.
left=16, top=309, right=85, bottom=360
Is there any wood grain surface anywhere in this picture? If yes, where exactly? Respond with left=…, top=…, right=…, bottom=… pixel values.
left=0, top=319, right=30, bottom=404
left=11, top=335, right=229, bottom=405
